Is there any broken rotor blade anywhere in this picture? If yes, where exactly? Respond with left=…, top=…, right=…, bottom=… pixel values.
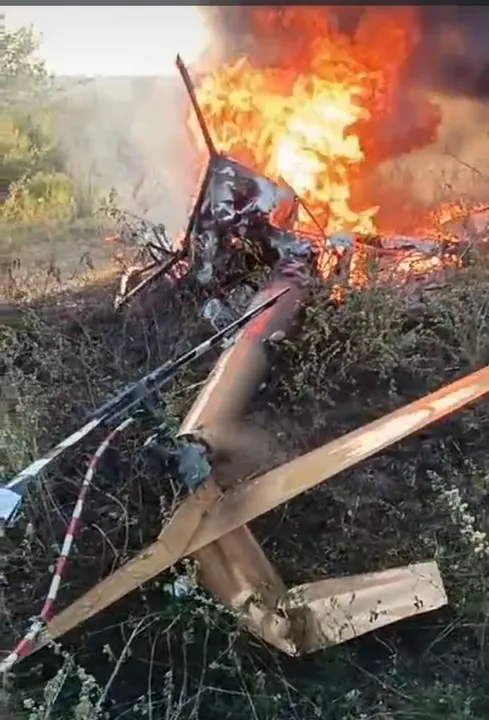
left=191, top=364, right=489, bottom=550
left=285, top=561, right=447, bottom=653
left=0, top=414, right=102, bottom=533
left=36, top=364, right=489, bottom=647
left=2, top=417, right=102, bottom=491
left=1, top=287, right=289, bottom=529
left=29, top=482, right=221, bottom=655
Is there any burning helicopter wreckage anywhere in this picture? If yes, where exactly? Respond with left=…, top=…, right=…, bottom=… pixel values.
left=3, top=55, right=489, bottom=672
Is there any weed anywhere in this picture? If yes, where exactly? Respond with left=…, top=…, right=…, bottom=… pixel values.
left=2, top=247, right=489, bottom=718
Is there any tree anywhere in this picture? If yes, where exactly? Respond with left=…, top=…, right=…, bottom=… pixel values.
left=0, top=18, right=75, bottom=219
left=0, top=20, right=48, bottom=103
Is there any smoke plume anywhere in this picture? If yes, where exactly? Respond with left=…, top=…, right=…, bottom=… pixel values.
left=52, top=75, right=199, bottom=236
left=199, top=6, right=489, bottom=100
left=52, top=6, right=489, bottom=234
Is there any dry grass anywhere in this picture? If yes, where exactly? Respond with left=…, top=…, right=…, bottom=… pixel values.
left=0, top=218, right=117, bottom=302
left=2, top=223, right=489, bottom=719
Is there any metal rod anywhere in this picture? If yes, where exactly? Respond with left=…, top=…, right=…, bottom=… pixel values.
left=181, top=158, right=213, bottom=253
left=2, top=287, right=290, bottom=498
left=176, top=53, right=217, bottom=159
left=114, top=254, right=181, bottom=309
left=93, top=285, right=291, bottom=422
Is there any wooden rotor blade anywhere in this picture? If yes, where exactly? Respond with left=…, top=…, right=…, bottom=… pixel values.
left=31, top=482, right=221, bottom=653
left=188, top=365, right=489, bottom=551
left=38, top=365, right=489, bottom=649
left=287, top=560, right=447, bottom=653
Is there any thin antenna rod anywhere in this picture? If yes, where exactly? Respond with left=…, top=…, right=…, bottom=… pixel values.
left=176, top=53, right=217, bottom=158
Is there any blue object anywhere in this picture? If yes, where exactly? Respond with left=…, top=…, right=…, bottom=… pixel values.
left=0, top=486, right=23, bottom=528
left=177, top=442, right=212, bottom=491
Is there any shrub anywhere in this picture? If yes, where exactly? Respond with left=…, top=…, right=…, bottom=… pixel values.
left=2, top=172, right=76, bottom=221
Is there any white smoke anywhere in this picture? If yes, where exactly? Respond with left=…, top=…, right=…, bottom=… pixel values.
left=52, top=74, right=201, bottom=237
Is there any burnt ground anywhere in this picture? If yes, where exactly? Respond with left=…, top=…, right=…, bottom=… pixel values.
left=2, top=257, right=489, bottom=719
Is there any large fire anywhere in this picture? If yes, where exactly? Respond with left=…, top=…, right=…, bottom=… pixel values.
left=191, top=7, right=441, bottom=240
left=105, top=7, right=489, bottom=308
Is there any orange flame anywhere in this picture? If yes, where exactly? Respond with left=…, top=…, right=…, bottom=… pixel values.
left=190, top=7, right=434, bottom=239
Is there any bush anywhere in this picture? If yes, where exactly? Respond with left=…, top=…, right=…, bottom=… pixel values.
left=2, top=172, right=76, bottom=221
left=0, top=23, right=79, bottom=220
left=2, top=265, right=489, bottom=719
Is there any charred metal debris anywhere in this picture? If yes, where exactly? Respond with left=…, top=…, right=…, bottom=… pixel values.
left=1, top=55, right=484, bottom=673
left=109, top=58, right=471, bottom=317
left=0, top=55, right=321, bottom=531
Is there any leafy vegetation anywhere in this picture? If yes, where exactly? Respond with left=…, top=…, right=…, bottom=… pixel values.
left=3, top=268, right=489, bottom=720
left=2, top=19, right=489, bottom=720
left=0, top=24, right=78, bottom=220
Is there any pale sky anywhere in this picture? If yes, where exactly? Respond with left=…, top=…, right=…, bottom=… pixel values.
left=4, top=6, right=213, bottom=76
